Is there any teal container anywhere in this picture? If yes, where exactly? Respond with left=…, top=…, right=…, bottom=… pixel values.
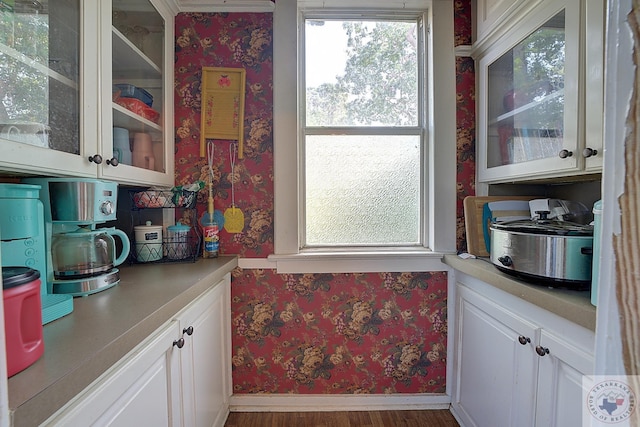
left=591, top=200, right=602, bottom=306
left=0, top=184, right=42, bottom=241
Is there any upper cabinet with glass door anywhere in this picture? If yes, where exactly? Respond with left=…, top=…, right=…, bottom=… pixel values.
left=0, top=0, right=97, bottom=176
left=0, top=0, right=174, bottom=186
left=101, top=0, right=174, bottom=187
left=475, top=0, right=604, bottom=183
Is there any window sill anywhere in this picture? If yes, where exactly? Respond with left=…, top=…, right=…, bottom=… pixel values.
left=265, top=249, right=453, bottom=273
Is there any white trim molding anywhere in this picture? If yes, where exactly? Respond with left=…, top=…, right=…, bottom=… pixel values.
left=272, top=0, right=458, bottom=272
left=174, top=0, right=275, bottom=12
left=229, top=393, right=451, bottom=412
left=237, top=255, right=451, bottom=273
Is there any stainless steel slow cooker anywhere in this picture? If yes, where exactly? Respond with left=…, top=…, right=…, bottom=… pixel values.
left=489, top=215, right=594, bottom=289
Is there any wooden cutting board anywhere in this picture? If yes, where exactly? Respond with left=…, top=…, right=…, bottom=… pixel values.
left=463, top=195, right=536, bottom=257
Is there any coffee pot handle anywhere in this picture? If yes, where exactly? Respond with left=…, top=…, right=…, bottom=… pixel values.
left=109, top=228, right=131, bottom=266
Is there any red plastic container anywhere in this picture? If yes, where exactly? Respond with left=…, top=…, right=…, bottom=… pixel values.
left=2, top=267, right=44, bottom=377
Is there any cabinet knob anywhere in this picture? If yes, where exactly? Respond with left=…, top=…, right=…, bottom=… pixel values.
left=518, top=336, right=531, bottom=345
left=535, top=345, right=550, bottom=357
left=582, top=148, right=598, bottom=158
left=88, top=154, right=103, bottom=164
left=183, top=326, right=194, bottom=336
left=106, top=157, right=119, bottom=167
left=173, top=338, right=185, bottom=349
left=558, top=149, right=573, bottom=159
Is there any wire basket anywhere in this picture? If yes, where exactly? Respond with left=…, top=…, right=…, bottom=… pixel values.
left=130, top=189, right=197, bottom=209
left=130, top=235, right=201, bottom=264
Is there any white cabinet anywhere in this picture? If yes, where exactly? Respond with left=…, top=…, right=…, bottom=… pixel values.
left=0, top=0, right=175, bottom=187
left=179, top=274, right=232, bottom=427
left=474, top=0, right=525, bottom=44
left=42, top=274, right=231, bottom=427
left=451, top=280, right=594, bottom=427
left=475, top=0, right=604, bottom=183
left=534, top=329, right=594, bottom=427
left=100, top=0, right=176, bottom=187
left=42, top=321, right=183, bottom=426
left=454, top=288, right=539, bottom=427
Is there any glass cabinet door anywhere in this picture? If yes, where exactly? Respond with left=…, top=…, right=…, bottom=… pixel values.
left=0, top=0, right=80, bottom=155
left=487, top=11, right=566, bottom=168
left=478, top=1, right=581, bottom=182
left=108, top=0, right=169, bottom=183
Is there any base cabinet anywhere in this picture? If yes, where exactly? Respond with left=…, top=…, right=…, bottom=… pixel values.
left=42, top=321, right=182, bottom=426
left=42, top=273, right=231, bottom=427
left=179, top=275, right=232, bottom=427
left=451, top=278, right=594, bottom=427
left=454, top=287, right=539, bottom=427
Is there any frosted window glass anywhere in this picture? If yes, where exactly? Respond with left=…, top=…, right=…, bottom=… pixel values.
left=305, top=135, right=420, bottom=246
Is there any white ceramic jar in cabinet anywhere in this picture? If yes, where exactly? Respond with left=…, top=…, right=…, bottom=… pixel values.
left=0, top=0, right=175, bottom=187
left=475, top=0, right=604, bottom=183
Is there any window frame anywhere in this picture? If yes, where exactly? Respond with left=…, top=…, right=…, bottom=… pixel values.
left=301, top=12, right=426, bottom=249
left=271, top=0, right=457, bottom=273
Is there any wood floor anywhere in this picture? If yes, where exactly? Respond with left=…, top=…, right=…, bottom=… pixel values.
left=224, top=410, right=460, bottom=427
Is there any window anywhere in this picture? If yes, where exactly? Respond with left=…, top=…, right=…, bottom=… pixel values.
left=303, top=16, right=423, bottom=247
left=272, top=0, right=456, bottom=273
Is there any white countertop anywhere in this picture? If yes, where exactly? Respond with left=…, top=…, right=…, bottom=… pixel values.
left=8, top=256, right=238, bottom=427
left=442, top=254, right=596, bottom=331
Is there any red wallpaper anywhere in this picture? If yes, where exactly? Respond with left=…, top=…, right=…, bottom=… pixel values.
left=174, top=0, right=474, bottom=395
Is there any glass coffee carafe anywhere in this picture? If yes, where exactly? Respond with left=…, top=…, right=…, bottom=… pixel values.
left=51, top=227, right=130, bottom=279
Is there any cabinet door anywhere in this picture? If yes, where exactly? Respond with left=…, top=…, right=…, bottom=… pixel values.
left=99, top=0, right=175, bottom=187
left=0, top=0, right=99, bottom=177
left=43, top=320, right=182, bottom=426
left=179, top=275, right=231, bottom=427
left=535, top=329, right=594, bottom=427
left=475, top=0, right=525, bottom=43
left=477, top=0, right=582, bottom=182
left=583, top=0, right=605, bottom=171
left=454, top=285, right=539, bottom=427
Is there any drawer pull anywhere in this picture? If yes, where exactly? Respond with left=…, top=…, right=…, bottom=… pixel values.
left=183, top=326, right=194, bottom=336
left=518, top=336, right=531, bottom=345
left=173, top=338, right=185, bottom=349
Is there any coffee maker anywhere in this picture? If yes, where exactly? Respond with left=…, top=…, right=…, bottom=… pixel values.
left=23, top=178, right=130, bottom=297
left=0, top=183, right=73, bottom=324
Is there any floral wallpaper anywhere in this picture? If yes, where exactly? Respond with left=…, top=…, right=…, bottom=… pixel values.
left=231, top=269, right=448, bottom=393
left=173, top=0, right=474, bottom=395
left=454, top=0, right=476, bottom=252
left=174, top=12, right=274, bottom=257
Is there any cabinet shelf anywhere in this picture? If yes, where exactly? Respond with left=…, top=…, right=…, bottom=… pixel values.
left=0, top=42, right=78, bottom=90
left=489, top=89, right=564, bottom=126
left=113, top=103, right=162, bottom=139
left=112, top=27, right=161, bottom=79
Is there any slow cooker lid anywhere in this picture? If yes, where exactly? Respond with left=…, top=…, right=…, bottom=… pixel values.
left=490, top=219, right=594, bottom=236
